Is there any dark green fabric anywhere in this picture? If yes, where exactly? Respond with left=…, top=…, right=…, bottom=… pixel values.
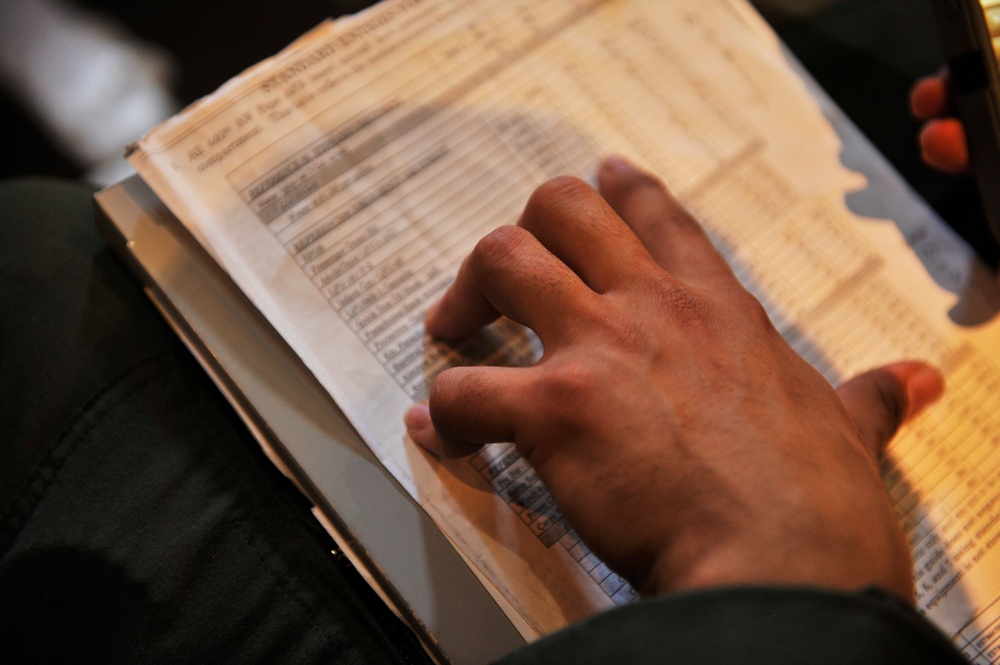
left=499, top=586, right=967, bottom=664
left=0, top=178, right=429, bottom=664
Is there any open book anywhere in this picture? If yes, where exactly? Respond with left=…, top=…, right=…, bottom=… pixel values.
left=123, top=0, right=1000, bottom=661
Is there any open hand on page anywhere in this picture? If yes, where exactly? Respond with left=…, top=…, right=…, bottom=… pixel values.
left=405, top=157, right=944, bottom=602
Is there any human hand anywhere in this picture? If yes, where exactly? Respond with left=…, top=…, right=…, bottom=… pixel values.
left=405, top=157, right=943, bottom=601
left=910, top=71, right=970, bottom=173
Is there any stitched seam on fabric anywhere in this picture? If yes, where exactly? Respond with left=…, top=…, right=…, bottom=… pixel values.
left=233, top=512, right=350, bottom=647
left=201, top=405, right=421, bottom=661
left=168, top=392, right=378, bottom=651
left=0, top=349, right=182, bottom=555
left=236, top=512, right=424, bottom=663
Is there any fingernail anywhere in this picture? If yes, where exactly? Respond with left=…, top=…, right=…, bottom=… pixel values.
left=603, top=155, right=636, bottom=174
left=404, top=404, right=440, bottom=454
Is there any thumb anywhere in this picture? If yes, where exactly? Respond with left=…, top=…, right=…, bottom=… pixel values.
left=836, top=361, right=945, bottom=457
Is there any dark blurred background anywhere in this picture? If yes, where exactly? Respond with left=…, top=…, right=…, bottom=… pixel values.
left=0, top=0, right=993, bottom=259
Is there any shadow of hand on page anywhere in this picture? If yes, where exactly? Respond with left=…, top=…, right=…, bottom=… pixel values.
left=839, top=138, right=1000, bottom=326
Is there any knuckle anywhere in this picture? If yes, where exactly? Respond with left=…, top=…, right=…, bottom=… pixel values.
left=730, top=287, right=773, bottom=327
left=427, top=369, right=490, bottom=457
left=473, top=224, right=579, bottom=295
left=525, top=175, right=595, bottom=219
left=428, top=368, right=463, bottom=414
left=471, top=225, right=531, bottom=268
left=535, top=360, right=601, bottom=416
left=592, top=307, right=648, bottom=354
left=646, top=275, right=712, bottom=326
left=535, top=174, right=593, bottom=202
left=638, top=277, right=777, bottom=346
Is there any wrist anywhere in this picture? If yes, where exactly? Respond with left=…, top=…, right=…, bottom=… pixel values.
left=638, top=518, right=914, bottom=604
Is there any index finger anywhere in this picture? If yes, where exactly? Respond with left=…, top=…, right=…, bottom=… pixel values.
left=424, top=224, right=600, bottom=342
left=426, top=175, right=657, bottom=342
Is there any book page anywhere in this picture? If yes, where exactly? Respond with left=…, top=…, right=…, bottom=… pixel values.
left=128, top=0, right=1000, bottom=657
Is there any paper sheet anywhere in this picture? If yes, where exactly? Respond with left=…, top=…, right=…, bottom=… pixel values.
left=128, top=0, right=1000, bottom=657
